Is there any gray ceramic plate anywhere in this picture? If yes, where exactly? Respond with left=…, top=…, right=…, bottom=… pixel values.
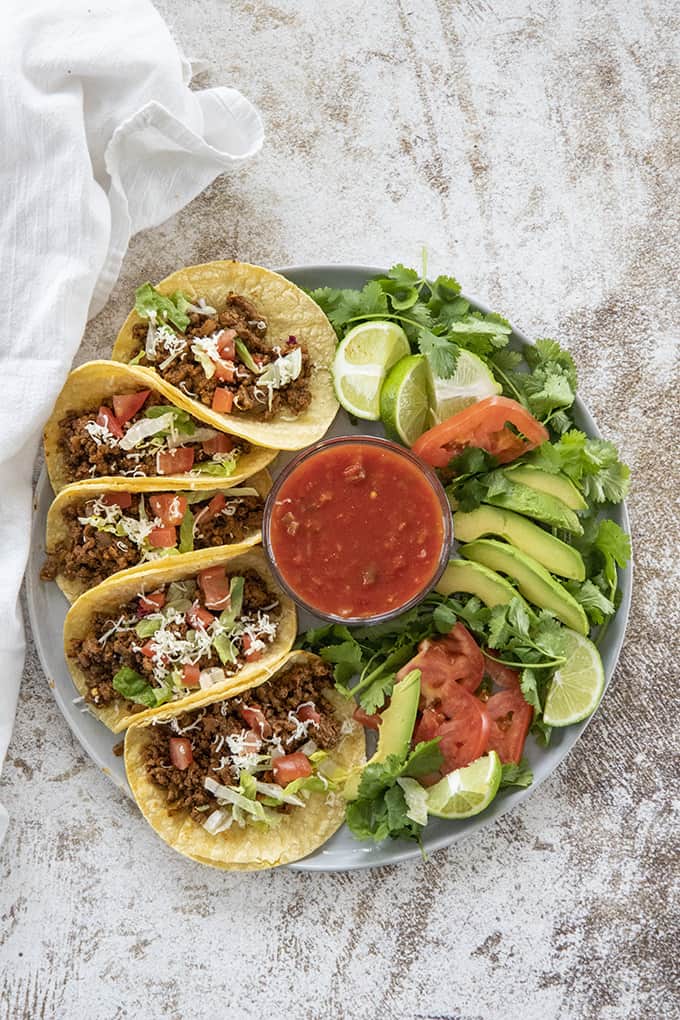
left=25, top=264, right=632, bottom=872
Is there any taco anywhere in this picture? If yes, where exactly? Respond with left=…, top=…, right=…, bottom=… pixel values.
left=124, top=651, right=365, bottom=870
left=44, top=360, right=277, bottom=493
left=64, top=546, right=296, bottom=733
left=111, top=261, right=338, bottom=451
left=42, top=471, right=271, bottom=602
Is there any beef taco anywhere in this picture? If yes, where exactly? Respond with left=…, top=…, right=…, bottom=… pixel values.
left=64, top=547, right=296, bottom=733
left=44, top=361, right=276, bottom=493
left=111, top=261, right=338, bottom=451
left=124, top=651, right=365, bottom=870
left=42, top=471, right=271, bottom=602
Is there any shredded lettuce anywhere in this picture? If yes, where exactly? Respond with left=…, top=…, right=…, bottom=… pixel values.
left=112, top=667, right=173, bottom=707
left=135, top=283, right=191, bottom=332
left=178, top=508, right=194, bottom=553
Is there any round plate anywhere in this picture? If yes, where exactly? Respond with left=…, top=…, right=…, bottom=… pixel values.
left=25, top=265, right=632, bottom=872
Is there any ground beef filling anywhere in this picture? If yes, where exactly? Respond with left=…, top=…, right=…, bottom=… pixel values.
left=57, top=391, right=248, bottom=483
left=41, top=493, right=264, bottom=587
left=143, top=659, right=340, bottom=821
left=70, top=570, right=278, bottom=712
left=132, top=294, right=313, bottom=420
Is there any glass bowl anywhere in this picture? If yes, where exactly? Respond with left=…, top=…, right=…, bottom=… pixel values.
left=262, top=435, right=453, bottom=625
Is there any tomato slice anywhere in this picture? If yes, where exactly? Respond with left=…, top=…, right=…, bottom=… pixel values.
left=212, top=388, right=234, bottom=414
left=169, top=737, right=193, bottom=770
left=113, top=390, right=151, bottom=424
left=198, top=566, right=231, bottom=610
left=353, top=706, right=382, bottom=730
left=436, top=685, right=490, bottom=773
left=203, top=432, right=234, bottom=456
left=157, top=447, right=195, bottom=475
left=273, top=752, right=312, bottom=786
left=101, top=491, right=132, bottom=508
left=149, top=493, right=188, bottom=526
left=188, top=602, right=215, bottom=630
left=412, top=396, right=549, bottom=469
left=138, top=590, right=165, bottom=614
left=240, top=705, right=272, bottom=738
left=148, top=525, right=176, bottom=548
left=96, top=405, right=124, bottom=439
left=483, top=652, right=521, bottom=691
left=485, top=689, right=533, bottom=763
left=181, top=664, right=201, bottom=688
left=396, top=624, right=484, bottom=697
left=217, top=329, right=236, bottom=361
left=412, top=706, right=445, bottom=743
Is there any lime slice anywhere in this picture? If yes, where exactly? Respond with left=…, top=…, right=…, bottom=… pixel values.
left=333, top=321, right=410, bottom=420
left=380, top=354, right=430, bottom=444
left=428, top=350, right=502, bottom=424
left=426, top=752, right=502, bottom=819
left=543, top=630, right=606, bottom=727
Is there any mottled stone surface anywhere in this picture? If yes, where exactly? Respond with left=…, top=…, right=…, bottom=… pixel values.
left=1, top=1, right=678, bottom=1017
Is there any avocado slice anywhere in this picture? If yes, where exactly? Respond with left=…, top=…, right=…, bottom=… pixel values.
left=435, top=558, right=529, bottom=609
left=343, top=669, right=421, bottom=801
left=461, top=539, right=589, bottom=634
left=484, top=479, right=583, bottom=534
left=505, top=465, right=587, bottom=511
left=454, top=506, right=585, bottom=581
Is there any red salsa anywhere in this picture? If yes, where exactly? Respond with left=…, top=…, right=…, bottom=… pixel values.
left=267, top=439, right=448, bottom=620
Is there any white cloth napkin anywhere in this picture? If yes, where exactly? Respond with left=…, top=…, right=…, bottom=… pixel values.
left=0, top=0, right=264, bottom=842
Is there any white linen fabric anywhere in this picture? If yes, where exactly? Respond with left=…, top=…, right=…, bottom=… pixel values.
left=0, top=0, right=264, bottom=842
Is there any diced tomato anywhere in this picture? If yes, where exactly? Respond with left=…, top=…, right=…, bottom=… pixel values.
left=202, top=433, right=234, bottom=456
left=413, top=707, right=445, bottom=744
left=241, top=634, right=263, bottom=661
left=157, top=447, right=195, bottom=475
left=412, top=396, right=549, bottom=469
left=217, top=329, right=236, bottom=361
left=396, top=624, right=484, bottom=697
left=212, top=388, right=234, bottom=414
left=138, top=590, right=166, bottom=614
left=485, top=690, right=533, bottom=764
left=436, top=686, right=490, bottom=773
left=169, top=737, right=193, bottom=770
left=296, top=704, right=320, bottom=725
left=483, top=652, right=522, bottom=691
left=240, top=705, right=272, bottom=738
left=353, top=706, right=382, bottom=730
left=213, top=361, right=235, bottom=383
left=101, top=491, right=132, bottom=508
left=181, top=664, right=201, bottom=688
left=140, top=640, right=157, bottom=659
left=205, top=493, right=226, bottom=519
left=198, top=567, right=231, bottom=610
left=187, top=602, right=215, bottom=630
left=148, top=525, right=177, bottom=548
left=272, top=752, right=312, bottom=786
left=96, top=405, right=124, bottom=439
left=149, top=493, right=188, bottom=526
left=112, top=390, right=151, bottom=424
left=240, top=729, right=262, bottom=754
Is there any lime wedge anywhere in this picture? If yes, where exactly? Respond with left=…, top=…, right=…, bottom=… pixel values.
left=333, top=321, right=410, bottom=420
left=543, top=630, right=606, bottom=727
left=428, top=350, right=502, bottom=424
left=426, top=752, right=502, bottom=819
left=380, top=354, right=430, bottom=444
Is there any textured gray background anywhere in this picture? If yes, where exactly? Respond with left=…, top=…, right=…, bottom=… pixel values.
left=1, top=1, right=678, bottom=1018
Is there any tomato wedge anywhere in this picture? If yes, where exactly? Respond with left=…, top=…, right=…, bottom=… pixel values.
left=198, top=566, right=231, bottom=610
left=148, top=525, right=176, bottom=548
left=157, top=447, right=195, bottom=475
left=485, top=689, right=533, bottom=764
left=396, top=624, right=484, bottom=697
left=149, top=493, right=188, bottom=526
left=101, top=491, right=132, bottom=508
left=273, top=752, right=312, bottom=786
left=181, top=664, right=201, bottom=688
left=203, top=433, right=234, bottom=456
left=412, top=396, right=549, bottom=469
left=240, top=706, right=272, bottom=738
left=96, top=406, right=124, bottom=439
left=113, top=390, right=151, bottom=424
left=483, top=652, right=521, bottom=691
left=212, top=388, right=234, bottom=414
left=436, top=684, right=490, bottom=773
left=353, top=706, right=382, bottom=730
left=169, top=737, right=193, bottom=770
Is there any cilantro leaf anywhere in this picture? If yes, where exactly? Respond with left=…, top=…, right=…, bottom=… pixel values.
left=402, top=740, right=444, bottom=778
left=499, top=759, right=534, bottom=789
left=418, top=329, right=460, bottom=379
left=528, top=431, right=630, bottom=504
left=564, top=579, right=616, bottom=625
